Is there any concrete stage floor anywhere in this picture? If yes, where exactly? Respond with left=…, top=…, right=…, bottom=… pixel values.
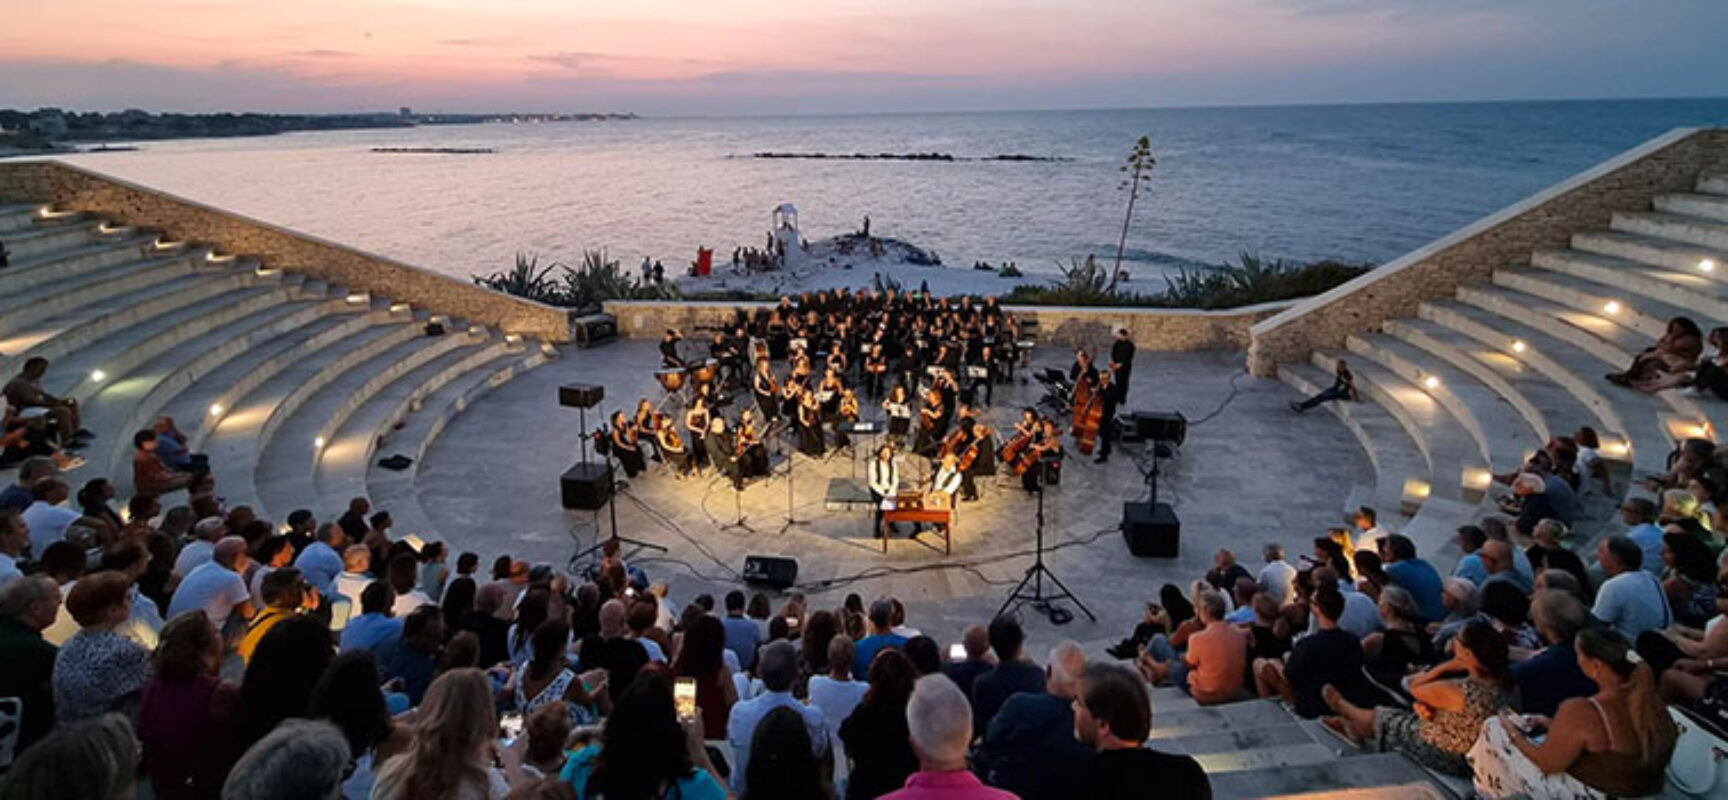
left=417, top=340, right=1375, bottom=653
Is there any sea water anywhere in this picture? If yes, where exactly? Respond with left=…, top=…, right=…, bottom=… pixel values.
left=50, top=97, right=1728, bottom=285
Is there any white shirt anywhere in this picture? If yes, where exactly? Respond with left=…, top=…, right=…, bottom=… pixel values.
left=1259, top=559, right=1298, bottom=605
left=389, top=589, right=434, bottom=619
left=173, top=540, right=214, bottom=579
left=1355, top=526, right=1388, bottom=554
left=335, top=571, right=372, bottom=608
left=23, top=501, right=80, bottom=556
left=869, top=458, right=900, bottom=497
left=166, top=561, right=251, bottom=629
left=932, top=466, right=962, bottom=497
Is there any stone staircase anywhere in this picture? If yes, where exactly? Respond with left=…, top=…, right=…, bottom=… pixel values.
left=1142, top=686, right=1456, bottom=799
left=0, top=201, right=555, bottom=538
left=1276, top=168, right=1728, bottom=562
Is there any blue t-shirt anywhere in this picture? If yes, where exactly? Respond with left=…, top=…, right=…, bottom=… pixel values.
left=1510, top=642, right=1598, bottom=717
left=1626, top=523, right=1666, bottom=577
left=722, top=615, right=761, bottom=671
left=1385, top=559, right=1446, bottom=622
left=853, top=632, right=908, bottom=678
left=339, top=613, right=403, bottom=655
left=561, top=744, right=726, bottom=800
left=1453, top=553, right=1488, bottom=587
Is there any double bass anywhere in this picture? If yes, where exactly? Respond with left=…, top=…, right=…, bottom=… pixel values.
left=1073, top=372, right=1103, bottom=456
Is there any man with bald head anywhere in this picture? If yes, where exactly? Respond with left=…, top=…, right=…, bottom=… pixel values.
left=974, top=641, right=1094, bottom=800
left=167, top=535, right=256, bottom=633
left=1479, top=539, right=1533, bottom=595
left=941, top=623, right=993, bottom=699
left=577, top=597, right=648, bottom=697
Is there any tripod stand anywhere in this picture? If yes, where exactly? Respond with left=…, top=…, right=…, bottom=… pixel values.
left=996, top=457, right=1095, bottom=624
left=572, top=409, right=667, bottom=568
left=775, top=418, right=809, bottom=534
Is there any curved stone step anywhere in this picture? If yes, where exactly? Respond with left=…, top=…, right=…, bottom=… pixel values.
left=199, top=323, right=411, bottom=510
left=314, top=338, right=520, bottom=515
left=1572, top=229, right=1726, bottom=275
left=1207, top=753, right=1448, bottom=800
left=364, top=347, right=554, bottom=541
left=0, top=232, right=159, bottom=295
left=1655, top=192, right=1728, bottom=225
left=1494, top=266, right=1700, bottom=343
left=1278, top=360, right=1431, bottom=514
left=1348, top=331, right=1540, bottom=480
left=254, top=331, right=483, bottom=520
left=0, top=204, right=68, bottom=234
left=1530, top=248, right=1728, bottom=322
left=99, top=299, right=363, bottom=497
left=1427, top=296, right=1680, bottom=476
left=1613, top=210, right=1728, bottom=252
left=0, top=218, right=108, bottom=262
left=1313, top=348, right=1484, bottom=503
left=0, top=250, right=204, bottom=337
left=1384, top=317, right=1598, bottom=448
left=1702, top=173, right=1728, bottom=196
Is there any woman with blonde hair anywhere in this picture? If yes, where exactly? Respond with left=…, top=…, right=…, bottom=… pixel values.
left=1469, top=627, right=1679, bottom=798
left=372, top=668, right=519, bottom=799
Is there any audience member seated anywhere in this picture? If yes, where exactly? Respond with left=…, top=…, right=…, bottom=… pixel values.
left=1480, top=540, right=1534, bottom=596
left=509, top=619, right=609, bottom=726
left=808, top=635, right=866, bottom=788
left=1257, top=583, right=1380, bottom=718
left=1618, top=497, right=1666, bottom=575
left=745, top=705, right=832, bottom=799
left=0, top=400, right=82, bottom=472
left=222, top=718, right=353, bottom=800
left=137, top=610, right=240, bottom=799
left=1204, top=548, right=1252, bottom=595
left=237, top=567, right=319, bottom=663
left=0, top=575, right=61, bottom=762
left=1593, top=535, right=1673, bottom=640
left=333, top=544, right=372, bottom=609
left=1525, top=519, right=1590, bottom=600
left=374, top=668, right=519, bottom=799
left=0, top=712, right=137, bottom=799
left=1180, top=590, right=1249, bottom=704
left=729, top=640, right=830, bottom=796
left=968, top=615, right=1044, bottom=734
left=560, top=667, right=726, bottom=800
left=1470, top=627, right=1679, bottom=798
left=1607, top=315, right=1702, bottom=391
left=1381, top=534, right=1445, bottom=623
left=1481, top=579, right=1542, bottom=651
left=21, top=477, right=80, bottom=557
left=132, top=429, right=198, bottom=495
left=1, top=457, right=61, bottom=516
left=4, top=357, right=90, bottom=445
left=1511, top=589, right=1598, bottom=718
left=459, top=583, right=513, bottom=668
left=150, top=416, right=207, bottom=474
left=1259, top=542, right=1298, bottom=605
left=853, top=597, right=909, bottom=679
left=1072, top=662, right=1211, bottom=797
left=974, top=641, right=1093, bottom=800
left=672, top=614, right=739, bottom=742
left=338, top=581, right=401, bottom=655
left=1433, top=577, right=1486, bottom=651
left=52, top=571, right=153, bottom=722
left=722, top=589, right=764, bottom=672
left=167, top=536, right=256, bottom=634
left=580, top=599, right=650, bottom=700
left=880, top=674, right=1017, bottom=800
left=376, top=606, right=443, bottom=706
left=1662, top=530, right=1720, bottom=628
left=940, top=623, right=993, bottom=697
left=1362, top=585, right=1437, bottom=693
left=1321, top=620, right=1510, bottom=776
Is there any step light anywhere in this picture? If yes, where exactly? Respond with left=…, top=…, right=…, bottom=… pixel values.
left=346, top=294, right=369, bottom=305
left=1603, top=301, right=1621, bottom=315
left=1703, top=259, right=1718, bottom=274
left=89, top=369, right=106, bottom=383
left=208, top=404, right=223, bottom=417
left=314, top=436, right=326, bottom=450
left=1511, top=340, right=1527, bottom=354
left=1422, top=375, right=1440, bottom=390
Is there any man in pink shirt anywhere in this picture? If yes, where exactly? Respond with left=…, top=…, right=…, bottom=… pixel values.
left=882, top=675, right=1016, bottom=799
left=1184, top=590, right=1249, bottom=705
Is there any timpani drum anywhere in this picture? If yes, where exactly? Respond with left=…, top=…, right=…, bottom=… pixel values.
left=691, top=359, right=719, bottom=387
left=655, top=368, right=688, bottom=393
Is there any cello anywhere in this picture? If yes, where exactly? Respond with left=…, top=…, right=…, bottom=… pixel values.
left=1074, top=373, right=1103, bottom=455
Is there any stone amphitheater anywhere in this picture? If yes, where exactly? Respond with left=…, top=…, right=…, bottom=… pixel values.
left=4, top=127, right=1728, bottom=798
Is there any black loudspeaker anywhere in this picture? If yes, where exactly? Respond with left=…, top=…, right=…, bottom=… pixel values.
left=573, top=313, right=619, bottom=349
left=742, top=555, right=799, bottom=590
left=559, top=383, right=605, bottom=409
left=1121, top=501, right=1180, bottom=558
left=561, top=461, right=614, bottom=510
left=1131, top=411, right=1187, bottom=445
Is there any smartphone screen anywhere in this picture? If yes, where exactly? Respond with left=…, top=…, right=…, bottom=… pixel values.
left=674, top=677, right=698, bottom=719
left=499, top=712, right=525, bottom=742
left=784, top=616, right=800, bottom=629
left=948, top=643, right=966, bottom=660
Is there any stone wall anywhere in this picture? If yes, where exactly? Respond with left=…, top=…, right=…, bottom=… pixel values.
left=0, top=161, right=575, bottom=342
left=1247, top=127, right=1728, bottom=376
left=605, top=299, right=1290, bottom=352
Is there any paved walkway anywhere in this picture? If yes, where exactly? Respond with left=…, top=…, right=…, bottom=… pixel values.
left=418, top=340, right=1375, bottom=652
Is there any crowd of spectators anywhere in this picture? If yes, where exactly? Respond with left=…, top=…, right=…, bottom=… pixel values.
left=0, top=451, right=1217, bottom=799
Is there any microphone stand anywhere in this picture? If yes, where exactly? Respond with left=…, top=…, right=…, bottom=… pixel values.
left=996, top=455, right=1094, bottom=624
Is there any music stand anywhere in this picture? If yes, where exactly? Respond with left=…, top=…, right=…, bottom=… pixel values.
left=996, top=455, right=1094, bottom=624
left=775, top=417, right=808, bottom=534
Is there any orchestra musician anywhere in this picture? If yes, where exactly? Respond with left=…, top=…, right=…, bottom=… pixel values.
left=655, top=413, right=689, bottom=477
left=685, top=397, right=711, bottom=473
left=659, top=329, right=686, bottom=369
left=752, top=359, right=780, bottom=421
left=796, top=384, right=825, bottom=457
left=868, top=444, right=900, bottom=539
left=914, top=386, right=947, bottom=457
left=736, top=409, right=770, bottom=479
left=710, top=331, right=742, bottom=386
left=611, top=410, right=646, bottom=478
left=920, top=452, right=964, bottom=536
left=863, top=344, right=889, bottom=400
left=835, top=387, right=860, bottom=452
left=1022, top=418, right=1064, bottom=493
left=634, top=399, right=662, bottom=462
left=1110, top=327, right=1136, bottom=402
left=1093, top=368, right=1124, bottom=464
left=883, top=383, right=913, bottom=448
left=940, top=415, right=981, bottom=502
left=705, top=416, right=740, bottom=490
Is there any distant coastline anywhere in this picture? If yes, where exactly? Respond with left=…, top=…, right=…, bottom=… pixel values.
left=0, top=108, right=637, bottom=156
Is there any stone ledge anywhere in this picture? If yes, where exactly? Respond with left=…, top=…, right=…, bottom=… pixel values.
left=0, top=161, right=575, bottom=342
left=1247, top=126, right=1728, bottom=376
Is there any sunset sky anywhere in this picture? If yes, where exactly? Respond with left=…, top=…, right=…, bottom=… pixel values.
left=2, top=0, right=1724, bottom=115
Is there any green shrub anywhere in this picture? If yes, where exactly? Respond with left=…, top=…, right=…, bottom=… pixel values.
left=473, top=250, right=683, bottom=310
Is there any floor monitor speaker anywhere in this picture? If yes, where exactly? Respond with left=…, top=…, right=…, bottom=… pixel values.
left=742, top=555, right=799, bottom=590
left=561, top=461, right=614, bottom=510
left=1121, top=501, right=1180, bottom=558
